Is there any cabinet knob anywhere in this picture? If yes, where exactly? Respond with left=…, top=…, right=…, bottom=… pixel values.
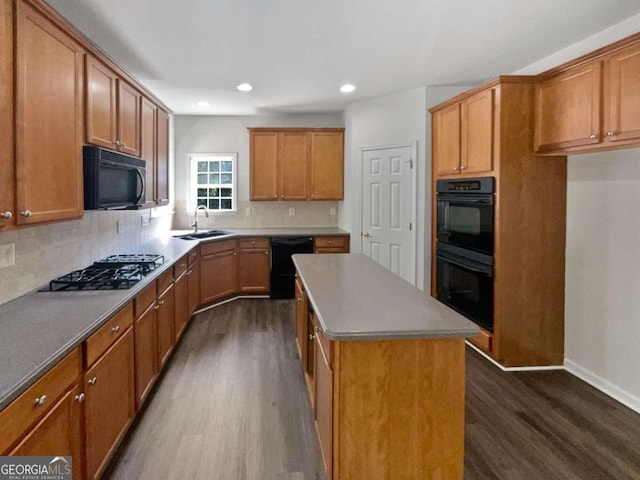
left=606, top=131, right=616, bottom=137
left=154, top=304, right=161, bottom=309
left=88, top=377, right=97, bottom=386
left=297, top=297, right=303, bottom=302
left=314, top=326, right=320, bottom=333
left=328, top=240, right=332, bottom=245
left=309, top=333, right=316, bottom=340
left=460, top=165, right=467, bottom=170
left=311, top=194, right=315, bottom=199
left=0, top=211, right=12, bottom=219
left=589, top=134, right=598, bottom=139
left=453, top=166, right=460, bottom=171
left=251, top=241, right=255, bottom=245
left=115, top=140, right=121, bottom=147
left=20, top=210, right=32, bottom=217
left=281, top=195, right=284, bottom=199
left=121, top=142, right=127, bottom=148
left=159, top=300, right=165, bottom=305
left=111, top=325, right=120, bottom=333
left=265, top=251, right=269, bottom=255
left=74, top=393, right=85, bottom=403
left=34, top=394, right=47, bottom=407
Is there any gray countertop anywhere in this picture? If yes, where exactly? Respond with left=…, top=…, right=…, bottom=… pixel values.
left=0, top=227, right=350, bottom=411
left=292, top=253, right=480, bottom=341
left=169, top=227, right=349, bottom=238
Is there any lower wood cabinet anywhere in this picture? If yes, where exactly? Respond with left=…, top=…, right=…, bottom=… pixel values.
left=237, top=237, right=270, bottom=294
left=134, top=300, right=157, bottom=409
left=294, top=276, right=309, bottom=370
left=200, top=240, right=237, bottom=305
left=174, top=268, right=189, bottom=340
left=156, top=283, right=175, bottom=368
left=314, top=330, right=333, bottom=479
left=314, top=236, right=349, bottom=254
left=187, top=258, right=200, bottom=316
left=84, top=328, right=135, bottom=480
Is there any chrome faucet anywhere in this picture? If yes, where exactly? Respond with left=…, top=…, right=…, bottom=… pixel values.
left=192, top=205, right=209, bottom=233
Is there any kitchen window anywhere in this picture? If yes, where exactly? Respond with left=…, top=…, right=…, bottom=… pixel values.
left=190, top=153, right=237, bottom=212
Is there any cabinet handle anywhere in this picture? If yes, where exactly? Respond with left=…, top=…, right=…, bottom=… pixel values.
left=314, top=326, right=320, bottom=333
left=115, top=140, right=121, bottom=147
left=460, top=165, right=467, bottom=170
left=159, top=300, right=165, bottom=305
left=297, top=297, right=303, bottom=302
left=179, top=263, right=187, bottom=268
left=111, top=325, right=120, bottom=333
left=311, top=194, right=315, bottom=199
left=453, top=166, right=460, bottom=171
left=88, top=377, right=97, bottom=386
left=281, top=195, right=284, bottom=199
left=328, top=240, right=332, bottom=245
left=589, top=134, right=598, bottom=139
left=251, top=241, right=255, bottom=245
left=74, top=393, right=85, bottom=403
left=265, top=251, right=269, bottom=255
left=309, top=333, right=316, bottom=340
left=33, top=394, right=47, bottom=407
left=0, top=211, right=12, bottom=219
left=185, top=270, right=192, bottom=276
left=20, top=210, right=32, bottom=217
left=234, top=252, right=237, bottom=256
left=154, top=304, right=161, bottom=310
left=606, top=131, right=616, bottom=137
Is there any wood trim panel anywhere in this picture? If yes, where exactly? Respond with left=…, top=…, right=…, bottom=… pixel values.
left=248, top=127, right=345, bottom=133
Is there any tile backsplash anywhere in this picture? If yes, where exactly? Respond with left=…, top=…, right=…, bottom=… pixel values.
left=173, top=200, right=339, bottom=230
left=0, top=208, right=173, bottom=305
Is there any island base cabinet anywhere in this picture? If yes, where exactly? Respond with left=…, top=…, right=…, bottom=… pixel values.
left=84, top=328, right=135, bottom=480
left=326, top=338, right=466, bottom=480
left=314, top=333, right=333, bottom=480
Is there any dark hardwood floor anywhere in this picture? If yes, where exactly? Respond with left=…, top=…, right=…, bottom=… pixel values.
left=104, top=299, right=640, bottom=480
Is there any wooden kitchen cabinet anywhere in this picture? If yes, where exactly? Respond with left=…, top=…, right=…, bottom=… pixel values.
left=237, top=237, right=270, bottom=294
left=249, top=128, right=345, bottom=201
left=433, top=89, right=494, bottom=177
left=187, top=247, right=200, bottom=316
left=86, top=54, right=141, bottom=157
left=155, top=109, right=170, bottom=205
left=0, top=0, right=14, bottom=229
left=200, top=240, right=237, bottom=305
left=314, top=236, right=349, bottom=254
left=314, top=329, right=333, bottom=480
left=156, top=283, right=175, bottom=369
left=84, top=328, right=135, bottom=480
left=134, top=283, right=158, bottom=410
left=309, top=130, right=344, bottom=200
left=15, top=0, right=84, bottom=225
left=534, top=61, right=602, bottom=153
left=140, top=97, right=157, bottom=207
left=174, top=268, right=189, bottom=340
left=294, top=276, right=309, bottom=370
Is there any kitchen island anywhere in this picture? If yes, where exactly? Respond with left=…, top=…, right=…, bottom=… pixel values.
left=292, top=253, right=479, bottom=480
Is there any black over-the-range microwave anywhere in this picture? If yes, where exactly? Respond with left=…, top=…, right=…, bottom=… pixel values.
left=83, top=146, right=146, bottom=210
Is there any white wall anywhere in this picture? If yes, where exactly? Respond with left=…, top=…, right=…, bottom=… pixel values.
left=173, top=113, right=343, bottom=230
left=513, top=14, right=640, bottom=411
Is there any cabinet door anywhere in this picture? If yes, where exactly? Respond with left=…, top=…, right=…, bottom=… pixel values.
left=15, top=1, right=84, bottom=225
left=156, top=109, right=170, bottom=205
left=200, top=249, right=237, bottom=304
left=250, top=131, right=279, bottom=200
left=85, top=55, right=117, bottom=150
left=117, top=81, right=141, bottom=157
left=605, top=42, right=640, bottom=143
left=157, top=284, right=175, bottom=369
left=10, top=386, right=83, bottom=480
left=294, top=277, right=308, bottom=369
left=461, top=89, right=494, bottom=174
left=174, top=270, right=189, bottom=340
left=433, top=103, right=461, bottom=176
left=134, top=302, right=157, bottom=409
left=237, top=249, right=270, bottom=293
left=279, top=131, right=309, bottom=200
left=309, top=131, right=344, bottom=200
left=0, top=0, right=14, bottom=228
left=534, top=61, right=602, bottom=153
left=188, top=256, right=200, bottom=316
left=314, top=333, right=333, bottom=479
left=85, top=328, right=135, bottom=480
left=140, top=97, right=157, bottom=207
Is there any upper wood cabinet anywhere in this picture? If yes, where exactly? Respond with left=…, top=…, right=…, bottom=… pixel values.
left=534, top=61, right=602, bottom=153
left=433, top=89, right=494, bottom=177
left=155, top=108, right=170, bottom=205
left=0, top=0, right=14, bottom=228
left=249, top=128, right=344, bottom=201
left=534, top=37, right=640, bottom=154
left=15, top=0, right=84, bottom=226
left=309, top=130, right=344, bottom=200
left=140, top=97, right=157, bottom=206
left=86, top=55, right=141, bottom=157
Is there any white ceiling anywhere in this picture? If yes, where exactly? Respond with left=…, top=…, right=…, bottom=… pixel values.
left=47, top=0, right=640, bottom=115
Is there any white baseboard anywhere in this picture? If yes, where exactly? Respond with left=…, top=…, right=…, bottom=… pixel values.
left=564, top=359, right=640, bottom=414
left=465, top=341, right=564, bottom=371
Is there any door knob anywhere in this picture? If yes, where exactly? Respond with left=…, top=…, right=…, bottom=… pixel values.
left=362, top=232, right=370, bottom=238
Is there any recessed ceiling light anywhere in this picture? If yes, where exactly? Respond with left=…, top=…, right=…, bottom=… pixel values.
left=340, top=84, right=356, bottom=93
left=197, top=101, right=211, bottom=108
left=237, top=83, right=253, bottom=92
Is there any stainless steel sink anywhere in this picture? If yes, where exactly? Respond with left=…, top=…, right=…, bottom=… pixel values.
left=174, top=230, right=232, bottom=240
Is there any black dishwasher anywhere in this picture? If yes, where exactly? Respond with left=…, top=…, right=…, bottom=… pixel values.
left=270, top=237, right=314, bottom=299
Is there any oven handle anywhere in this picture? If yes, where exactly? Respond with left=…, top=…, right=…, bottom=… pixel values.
left=437, top=252, right=493, bottom=277
left=135, top=168, right=145, bottom=204
left=436, top=194, right=493, bottom=204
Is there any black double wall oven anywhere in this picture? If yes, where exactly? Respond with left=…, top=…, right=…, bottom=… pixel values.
left=435, top=177, right=495, bottom=332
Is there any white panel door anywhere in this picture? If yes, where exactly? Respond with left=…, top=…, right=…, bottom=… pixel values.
left=361, top=146, right=414, bottom=283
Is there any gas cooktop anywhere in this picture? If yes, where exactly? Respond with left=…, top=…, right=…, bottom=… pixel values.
left=46, top=254, right=164, bottom=291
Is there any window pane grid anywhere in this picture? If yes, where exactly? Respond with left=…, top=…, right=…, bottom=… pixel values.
left=192, top=156, right=235, bottom=211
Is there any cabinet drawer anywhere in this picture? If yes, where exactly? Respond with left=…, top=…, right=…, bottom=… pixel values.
left=314, top=236, right=348, bottom=251
left=174, top=255, right=188, bottom=277
left=200, top=239, right=236, bottom=256
left=311, top=312, right=333, bottom=367
left=134, top=283, right=156, bottom=318
left=0, top=347, right=81, bottom=454
left=187, top=247, right=199, bottom=266
left=238, top=237, right=270, bottom=250
left=157, top=268, right=174, bottom=295
left=86, top=303, right=134, bottom=367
